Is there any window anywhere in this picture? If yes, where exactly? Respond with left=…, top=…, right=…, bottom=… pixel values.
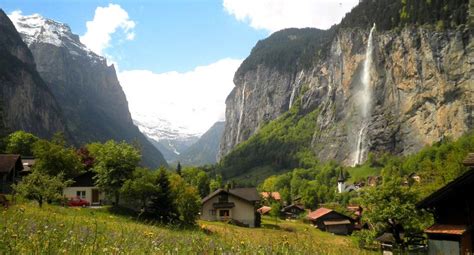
left=219, top=210, right=229, bottom=217
left=209, top=209, right=216, bottom=216
left=76, top=191, right=86, bottom=198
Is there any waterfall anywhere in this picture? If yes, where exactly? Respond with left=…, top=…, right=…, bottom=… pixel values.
left=235, top=83, right=246, bottom=145
left=353, top=24, right=376, bottom=166
left=289, top=70, right=304, bottom=109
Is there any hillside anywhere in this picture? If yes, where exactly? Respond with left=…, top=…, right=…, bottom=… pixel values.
left=0, top=202, right=374, bottom=254
left=218, top=0, right=472, bottom=179
left=9, top=13, right=167, bottom=168
left=0, top=9, right=67, bottom=140
left=178, top=121, right=225, bottom=166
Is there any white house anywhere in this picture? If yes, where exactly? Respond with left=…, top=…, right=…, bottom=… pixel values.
left=201, top=188, right=260, bottom=227
left=63, top=171, right=105, bottom=205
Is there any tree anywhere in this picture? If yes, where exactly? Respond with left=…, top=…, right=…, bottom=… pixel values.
left=354, top=178, right=433, bottom=247
left=120, top=168, right=158, bottom=208
left=269, top=201, right=281, bottom=225
left=32, top=139, right=83, bottom=179
left=5, top=131, right=39, bottom=156
left=89, top=140, right=141, bottom=205
left=175, top=185, right=201, bottom=225
left=209, top=174, right=223, bottom=192
left=13, top=171, right=71, bottom=208
left=149, top=168, right=176, bottom=222
left=181, top=167, right=210, bottom=198
left=176, top=162, right=182, bottom=176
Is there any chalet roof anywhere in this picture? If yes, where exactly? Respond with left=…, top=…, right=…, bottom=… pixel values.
left=425, top=224, right=467, bottom=235
left=323, top=219, right=351, bottom=226
left=463, top=153, right=474, bottom=167
left=260, top=191, right=281, bottom=200
left=202, top=188, right=260, bottom=204
left=307, top=207, right=332, bottom=220
left=417, top=168, right=474, bottom=209
left=281, top=204, right=305, bottom=211
left=257, top=206, right=272, bottom=214
left=71, top=171, right=96, bottom=187
left=0, top=154, right=22, bottom=174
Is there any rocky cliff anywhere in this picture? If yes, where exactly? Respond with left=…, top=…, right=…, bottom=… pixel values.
left=220, top=25, right=473, bottom=166
left=0, top=10, right=67, bottom=139
left=9, top=13, right=167, bottom=168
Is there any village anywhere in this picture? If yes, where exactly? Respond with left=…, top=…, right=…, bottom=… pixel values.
left=2, top=145, right=473, bottom=254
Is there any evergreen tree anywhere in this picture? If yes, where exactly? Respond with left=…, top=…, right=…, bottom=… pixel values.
left=176, top=162, right=182, bottom=176
left=149, top=168, right=176, bottom=222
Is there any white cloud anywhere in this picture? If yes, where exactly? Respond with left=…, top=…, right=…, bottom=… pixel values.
left=223, top=0, right=359, bottom=32
left=80, top=4, right=135, bottom=56
left=118, top=58, right=242, bottom=135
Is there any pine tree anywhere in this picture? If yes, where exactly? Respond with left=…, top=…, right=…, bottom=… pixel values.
left=149, top=168, right=177, bottom=222
left=176, top=162, right=182, bottom=176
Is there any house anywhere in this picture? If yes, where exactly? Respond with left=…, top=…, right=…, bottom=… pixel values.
left=257, top=206, right=272, bottom=215
left=307, top=207, right=355, bottom=235
left=20, top=157, right=35, bottom=175
left=416, top=153, right=474, bottom=255
left=0, top=154, right=23, bottom=193
left=281, top=204, right=305, bottom=219
left=201, top=187, right=260, bottom=227
left=63, top=171, right=105, bottom=205
left=260, top=191, right=281, bottom=203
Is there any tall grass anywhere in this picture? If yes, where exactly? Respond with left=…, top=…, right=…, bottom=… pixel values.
left=1, top=203, right=376, bottom=254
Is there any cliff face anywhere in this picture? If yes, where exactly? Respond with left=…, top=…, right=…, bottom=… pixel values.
left=220, top=26, right=473, bottom=166
left=10, top=13, right=167, bottom=168
left=179, top=121, right=225, bottom=166
left=0, top=10, right=66, bottom=138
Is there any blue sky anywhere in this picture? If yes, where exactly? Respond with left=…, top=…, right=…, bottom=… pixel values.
left=3, top=0, right=359, bottom=135
left=2, top=0, right=267, bottom=73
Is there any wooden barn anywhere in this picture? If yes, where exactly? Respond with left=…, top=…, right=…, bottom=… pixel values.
left=417, top=153, right=474, bottom=255
left=307, top=207, right=354, bottom=235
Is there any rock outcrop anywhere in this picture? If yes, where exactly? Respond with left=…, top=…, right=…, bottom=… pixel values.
left=9, top=13, right=167, bottom=167
left=220, top=26, right=473, bottom=166
left=0, top=9, right=67, bottom=139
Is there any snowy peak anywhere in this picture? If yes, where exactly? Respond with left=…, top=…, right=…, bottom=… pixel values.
left=9, top=11, right=105, bottom=63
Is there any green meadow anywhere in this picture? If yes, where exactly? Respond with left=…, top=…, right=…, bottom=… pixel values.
left=0, top=202, right=376, bottom=254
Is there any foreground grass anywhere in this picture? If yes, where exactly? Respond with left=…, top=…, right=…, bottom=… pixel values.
left=1, top=203, right=376, bottom=254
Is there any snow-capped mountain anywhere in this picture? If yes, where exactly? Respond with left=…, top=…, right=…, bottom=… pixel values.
left=9, top=12, right=104, bottom=63
left=8, top=11, right=167, bottom=167
left=132, top=112, right=200, bottom=162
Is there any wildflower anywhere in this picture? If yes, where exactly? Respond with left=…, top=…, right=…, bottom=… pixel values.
left=59, top=223, right=65, bottom=227
left=12, top=234, right=18, bottom=238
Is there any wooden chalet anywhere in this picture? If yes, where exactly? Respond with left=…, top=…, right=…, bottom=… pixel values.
left=0, top=154, right=23, bottom=193
left=307, top=207, right=355, bottom=235
left=416, top=153, right=474, bottom=254
left=280, top=204, right=305, bottom=219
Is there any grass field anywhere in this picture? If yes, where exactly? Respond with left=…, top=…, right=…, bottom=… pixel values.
left=0, top=202, right=377, bottom=254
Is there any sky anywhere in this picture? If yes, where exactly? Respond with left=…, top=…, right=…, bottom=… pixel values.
left=2, top=0, right=359, bottom=135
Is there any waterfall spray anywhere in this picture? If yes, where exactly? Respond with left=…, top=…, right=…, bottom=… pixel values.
left=235, top=83, right=246, bottom=145
left=353, top=23, right=376, bottom=166
left=289, top=70, right=304, bottom=109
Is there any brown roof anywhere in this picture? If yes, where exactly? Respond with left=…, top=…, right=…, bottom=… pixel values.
left=202, top=188, right=260, bottom=204
left=425, top=224, right=467, bottom=235
left=463, top=153, right=474, bottom=167
left=260, top=191, right=281, bottom=200
left=0, top=154, right=22, bottom=174
left=257, top=206, right=272, bottom=214
left=307, top=207, right=332, bottom=220
left=323, top=220, right=352, bottom=226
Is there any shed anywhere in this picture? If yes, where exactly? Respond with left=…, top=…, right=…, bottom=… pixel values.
left=281, top=204, right=305, bottom=218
